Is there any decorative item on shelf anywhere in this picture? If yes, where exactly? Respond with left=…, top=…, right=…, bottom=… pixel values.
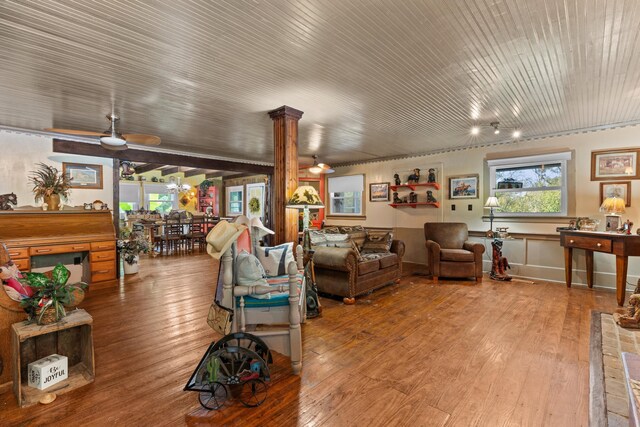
left=407, top=168, right=421, bottom=184
left=0, top=192, right=17, bottom=210
left=139, top=176, right=147, bottom=181
left=496, top=227, right=510, bottom=239
left=18, top=263, right=88, bottom=325
left=28, top=163, right=72, bottom=211
left=117, top=228, right=151, bottom=275
left=600, top=195, right=626, bottom=231
left=576, top=217, right=599, bottom=231
left=102, top=203, right=109, bottom=211
left=426, top=191, right=437, bottom=203
left=623, top=219, right=633, bottom=235
left=428, top=168, right=436, bottom=183
left=126, top=175, right=135, bottom=181
left=159, top=178, right=165, bottom=183
left=393, top=173, right=401, bottom=186
left=120, top=160, right=136, bottom=178
left=92, top=200, right=104, bottom=210
left=83, top=203, right=92, bottom=210
left=408, top=192, right=417, bottom=203
left=286, top=185, right=324, bottom=235
left=393, top=192, right=402, bottom=204
left=42, top=203, right=48, bottom=211
left=402, top=196, right=408, bottom=203
left=151, top=176, right=159, bottom=182
left=484, top=196, right=500, bottom=236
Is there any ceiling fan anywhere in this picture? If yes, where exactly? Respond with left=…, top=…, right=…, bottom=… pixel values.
left=45, top=113, right=161, bottom=151
left=305, top=155, right=334, bottom=174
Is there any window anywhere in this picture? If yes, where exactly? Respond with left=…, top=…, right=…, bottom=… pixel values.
left=119, top=182, right=141, bottom=219
left=226, top=185, right=244, bottom=216
left=143, top=183, right=177, bottom=215
left=488, top=152, right=571, bottom=216
left=328, top=174, right=364, bottom=216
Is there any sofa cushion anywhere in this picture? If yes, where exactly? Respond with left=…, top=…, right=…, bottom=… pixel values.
left=309, top=230, right=328, bottom=246
left=339, top=226, right=367, bottom=250
left=358, top=257, right=380, bottom=275
left=378, top=253, right=399, bottom=269
left=323, top=226, right=341, bottom=234
left=361, top=230, right=393, bottom=253
left=440, top=248, right=475, bottom=262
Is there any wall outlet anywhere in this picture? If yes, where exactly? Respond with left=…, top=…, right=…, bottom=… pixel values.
left=451, top=204, right=456, bottom=211
left=468, top=204, right=473, bottom=211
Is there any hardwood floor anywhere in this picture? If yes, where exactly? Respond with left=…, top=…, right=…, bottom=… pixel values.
left=0, top=254, right=622, bottom=426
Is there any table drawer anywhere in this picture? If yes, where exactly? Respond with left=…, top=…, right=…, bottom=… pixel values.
left=14, top=258, right=30, bottom=271
left=7, top=247, right=29, bottom=259
left=90, top=250, right=116, bottom=263
left=30, top=243, right=91, bottom=256
left=91, top=241, right=116, bottom=251
left=564, top=236, right=612, bottom=252
left=90, top=260, right=116, bottom=282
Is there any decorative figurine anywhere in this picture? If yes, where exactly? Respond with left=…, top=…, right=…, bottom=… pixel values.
left=614, top=292, right=640, bottom=328
left=408, top=192, right=417, bottom=203
left=427, top=168, right=436, bottom=183
left=402, top=196, right=409, bottom=203
left=151, top=176, right=159, bottom=182
left=407, top=168, right=420, bottom=184
left=0, top=192, right=17, bottom=210
left=624, top=219, right=633, bottom=235
left=393, top=173, right=401, bottom=186
left=490, top=239, right=511, bottom=281
left=426, top=190, right=437, bottom=203
left=393, top=192, right=402, bottom=204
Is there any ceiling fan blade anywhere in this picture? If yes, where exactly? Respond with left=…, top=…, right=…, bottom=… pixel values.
left=45, top=128, right=107, bottom=137
left=123, top=134, right=161, bottom=146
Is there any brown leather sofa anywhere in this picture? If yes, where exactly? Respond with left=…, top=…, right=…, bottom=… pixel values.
left=311, top=227, right=405, bottom=304
left=424, top=222, right=484, bottom=281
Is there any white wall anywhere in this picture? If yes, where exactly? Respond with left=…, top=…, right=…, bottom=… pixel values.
left=326, top=124, right=640, bottom=290
left=0, top=130, right=114, bottom=207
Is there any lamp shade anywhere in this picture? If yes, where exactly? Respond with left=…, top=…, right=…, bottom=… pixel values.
left=286, top=185, right=324, bottom=209
left=600, top=196, right=626, bottom=215
left=484, top=196, right=500, bottom=208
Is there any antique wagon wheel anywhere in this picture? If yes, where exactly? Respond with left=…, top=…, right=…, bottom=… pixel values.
left=198, top=381, right=227, bottom=410
left=239, top=378, right=268, bottom=407
left=212, top=332, right=273, bottom=366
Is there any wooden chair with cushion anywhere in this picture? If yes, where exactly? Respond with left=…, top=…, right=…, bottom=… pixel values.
left=424, top=222, right=485, bottom=282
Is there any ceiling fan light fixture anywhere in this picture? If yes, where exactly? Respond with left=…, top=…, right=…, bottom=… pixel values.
left=308, top=165, right=323, bottom=174
left=100, top=135, right=127, bottom=146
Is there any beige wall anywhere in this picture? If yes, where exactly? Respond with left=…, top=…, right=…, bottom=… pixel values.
left=326, top=124, right=640, bottom=290
left=0, top=130, right=114, bottom=207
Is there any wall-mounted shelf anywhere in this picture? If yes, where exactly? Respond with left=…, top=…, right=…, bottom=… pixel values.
left=389, top=202, right=440, bottom=209
left=390, top=182, right=440, bottom=191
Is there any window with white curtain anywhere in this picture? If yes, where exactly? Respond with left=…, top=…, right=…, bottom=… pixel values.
left=119, top=182, right=141, bottom=218
left=143, top=182, right=177, bottom=215
left=327, top=174, right=364, bottom=216
left=488, top=152, right=571, bottom=216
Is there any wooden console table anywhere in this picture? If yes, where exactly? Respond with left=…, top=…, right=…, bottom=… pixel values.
left=559, top=230, right=640, bottom=306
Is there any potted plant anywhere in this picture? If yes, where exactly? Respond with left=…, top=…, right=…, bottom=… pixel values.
left=19, top=264, right=87, bottom=325
left=117, top=228, right=150, bottom=274
left=28, top=162, right=72, bottom=210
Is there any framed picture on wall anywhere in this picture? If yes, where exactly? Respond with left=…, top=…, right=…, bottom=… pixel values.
left=600, top=181, right=631, bottom=207
left=369, top=182, right=390, bottom=202
left=448, top=174, right=479, bottom=199
left=591, top=148, right=640, bottom=180
left=245, top=182, right=265, bottom=219
left=63, top=163, right=103, bottom=189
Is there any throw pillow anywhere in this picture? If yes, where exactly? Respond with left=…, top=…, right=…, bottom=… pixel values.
left=255, top=242, right=296, bottom=277
left=361, top=230, right=393, bottom=254
left=235, top=250, right=269, bottom=299
left=309, top=230, right=328, bottom=247
left=322, top=226, right=341, bottom=234
left=339, top=226, right=367, bottom=250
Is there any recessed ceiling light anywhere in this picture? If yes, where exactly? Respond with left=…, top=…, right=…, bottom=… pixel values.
left=494, top=129, right=500, bottom=135
left=512, top=130, right=521, bottom=138
left=471, top=126, right=479, bottom=135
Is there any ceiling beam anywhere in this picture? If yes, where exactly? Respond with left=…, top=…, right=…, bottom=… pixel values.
left=52, top=139, right=273, bottom=175
left=134, top=163, right=162, bottom=174
left=184, top=168, right=209, bottom=178
left=161, top=166, right=183, bottom=176
left=206, top=171, right=244, bottom=179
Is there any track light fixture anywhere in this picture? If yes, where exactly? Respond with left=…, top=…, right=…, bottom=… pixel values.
left=470, top=121, right=522, bottom=139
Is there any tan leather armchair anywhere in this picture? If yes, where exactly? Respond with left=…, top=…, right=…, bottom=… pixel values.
left=424, top=222, right=485, bottom=282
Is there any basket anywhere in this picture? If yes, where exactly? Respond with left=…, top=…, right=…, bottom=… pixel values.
left=0, top=243, right=25, bottom=313
left=36, top=307, right=62, bottom=325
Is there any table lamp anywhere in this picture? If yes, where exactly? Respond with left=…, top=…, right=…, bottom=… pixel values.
left=286, top=185, right=324, bottom=232
left=600, top=195, right=626, bottom=231
left=484, top=196, right=500, bottom=233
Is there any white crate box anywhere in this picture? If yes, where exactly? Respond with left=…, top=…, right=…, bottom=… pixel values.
left=27, top=354, right=68, bottom=390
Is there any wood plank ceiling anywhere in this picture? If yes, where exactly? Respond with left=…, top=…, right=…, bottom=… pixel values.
left=1, top=0, right=640, bottom=165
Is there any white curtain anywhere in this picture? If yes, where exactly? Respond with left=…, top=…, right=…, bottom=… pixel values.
left=328, top=175, right=364, bottom=194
